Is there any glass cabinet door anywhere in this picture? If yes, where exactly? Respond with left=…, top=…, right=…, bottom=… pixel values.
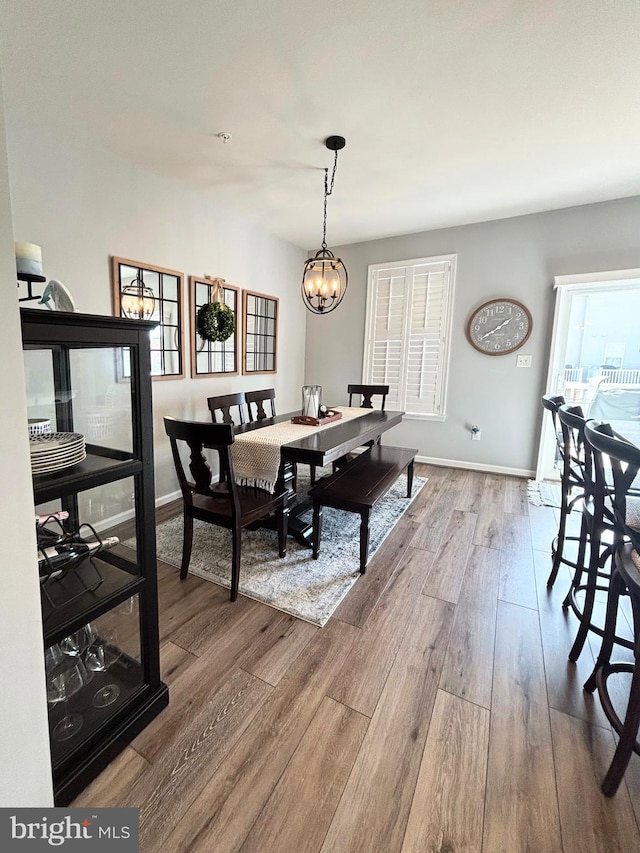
left=24, top=345, right=134, bottom=455
left=45, top=595, right=144, bottom=768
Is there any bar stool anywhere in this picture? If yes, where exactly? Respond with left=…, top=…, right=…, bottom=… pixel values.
left=541, top=395, right=587, bottom=588
left=583, top=420, right=640, bottom=796
left=557, top=404, right=609, bottom=662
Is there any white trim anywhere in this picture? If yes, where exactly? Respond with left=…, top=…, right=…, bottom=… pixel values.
left=416, top=454, right=533, bottom=478
left=404, top=413, right=446, bottom=422
left=368, top=253, right=456, bottom=273
left=553, top=268, right=640, bottom=288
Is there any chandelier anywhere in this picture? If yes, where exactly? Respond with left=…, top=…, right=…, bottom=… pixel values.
left=301, top=136, right=348, bottom=315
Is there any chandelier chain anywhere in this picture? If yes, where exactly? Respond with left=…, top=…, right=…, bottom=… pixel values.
left=321, top=149, right=339, bottom=250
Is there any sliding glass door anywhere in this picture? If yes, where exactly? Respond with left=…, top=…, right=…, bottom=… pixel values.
left=536, top=269, right=640, bottom=481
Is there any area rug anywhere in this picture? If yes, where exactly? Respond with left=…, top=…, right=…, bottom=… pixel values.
left=134, top=472, right=425, bottom=627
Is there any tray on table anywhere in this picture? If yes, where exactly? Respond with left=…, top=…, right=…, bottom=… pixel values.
left=291, top=410, right=343, bottom=427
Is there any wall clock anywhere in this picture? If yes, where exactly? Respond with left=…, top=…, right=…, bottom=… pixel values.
left=466, top=298, right=532, bottom=355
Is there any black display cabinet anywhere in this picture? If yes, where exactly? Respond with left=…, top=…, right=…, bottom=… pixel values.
left=21, top=308, right=169, bottom=805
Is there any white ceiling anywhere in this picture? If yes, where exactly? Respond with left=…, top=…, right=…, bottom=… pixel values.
left=2, top=0, right=640, bottom=249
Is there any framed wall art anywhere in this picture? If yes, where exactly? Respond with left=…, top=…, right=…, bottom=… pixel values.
left=111, top=256, right=185, bottom=379
left=189, top=276, right=239, bottom=378
left=242, top=289, right=278, bottom=375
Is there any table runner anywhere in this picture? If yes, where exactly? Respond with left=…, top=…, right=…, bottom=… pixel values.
left=231, top=406, right=371, bottom=492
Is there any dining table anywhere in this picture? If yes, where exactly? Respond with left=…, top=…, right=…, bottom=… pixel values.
left=232, top=406, right=405, bottom=546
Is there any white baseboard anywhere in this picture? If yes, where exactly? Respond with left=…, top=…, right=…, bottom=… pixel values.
left=90, top=489, right=182, bottom=534
left=415, top=455, right=534, bottom=478
left=156, top=489, right=182, bottom=508
left=90, top=507, right=135, bottom=535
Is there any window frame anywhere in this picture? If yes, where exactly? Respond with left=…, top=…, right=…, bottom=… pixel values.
left=362, top=253, right=456, bottom=421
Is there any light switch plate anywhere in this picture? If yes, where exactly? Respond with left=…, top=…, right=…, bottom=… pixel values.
left=516, top=354, right=532, bottom=368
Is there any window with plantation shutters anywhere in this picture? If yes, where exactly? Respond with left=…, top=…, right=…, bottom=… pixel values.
left=363, top=255, right=456, bottom=420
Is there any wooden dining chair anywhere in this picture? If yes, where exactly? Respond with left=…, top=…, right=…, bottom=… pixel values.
left=333, top=383, right=391, bottom=472
left=164, top=416, right=288, bottom=601
left=347, top=384, right=389, bottom=410
left=207, top=392, right=247, bottom=426
left=246, top=388, right=276, bottom=422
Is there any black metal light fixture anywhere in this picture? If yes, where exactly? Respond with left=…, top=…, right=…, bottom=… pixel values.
left=301, top=136, right=348, bottom=314
left=121, top=269, right=156, bottom=320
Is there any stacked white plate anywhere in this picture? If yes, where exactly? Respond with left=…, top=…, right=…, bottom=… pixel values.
left=30, top=432, right=86, bottom=475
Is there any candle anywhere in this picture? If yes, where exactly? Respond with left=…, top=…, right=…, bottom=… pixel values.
left=15, top=242, right=43, bottom=279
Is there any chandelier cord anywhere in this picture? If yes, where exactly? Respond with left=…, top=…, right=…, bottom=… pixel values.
left=321, top=149, right=339, bottom=250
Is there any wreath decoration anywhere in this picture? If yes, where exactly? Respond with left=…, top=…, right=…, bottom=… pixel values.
left=197, top=301, right=235, bottom=343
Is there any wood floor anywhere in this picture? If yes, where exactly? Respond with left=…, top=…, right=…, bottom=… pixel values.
left=73, top=465, right=640, bottom=852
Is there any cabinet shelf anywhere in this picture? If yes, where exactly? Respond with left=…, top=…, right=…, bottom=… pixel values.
left=42, top=556, right=144, bottom=647
left=21, top=308, right=168, bottom=805
left=32, top=451, right=142, bottom=503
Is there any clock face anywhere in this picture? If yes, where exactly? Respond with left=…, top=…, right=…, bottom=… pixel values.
left=466, top=298, right=532, bottom=355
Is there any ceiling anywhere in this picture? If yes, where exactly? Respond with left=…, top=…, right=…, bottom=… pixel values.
left=2, top=0, right=640, bottom=249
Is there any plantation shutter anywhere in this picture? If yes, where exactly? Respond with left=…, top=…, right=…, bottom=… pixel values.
left=365, top=256, right=455, bottom=419
left=369, top=266, right=407, bottom=410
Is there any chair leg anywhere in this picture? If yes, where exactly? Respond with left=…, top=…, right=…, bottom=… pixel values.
left=230, top=526, right=241, bottom=602
left=568, top=545, right=601, bottom=663
left=601, top=590, right=640, bottom=796
left=310, top=464, right=316, bottom=486
left=359, top=509, right=370, bottom=573
left=312, top=500, right=322, bottom=559
left=547, top=486, right=570, bottom=587
left=277, top=505, right=289, bottom=558
left=563, top=513, right=590, bottom=610
left=569, top=526, right=615, bottom=662
left=584, top=568, right=624, bottom=693
left=407, top=460, right=414, bottom=498
left=180, top=512, right=194, bottom=579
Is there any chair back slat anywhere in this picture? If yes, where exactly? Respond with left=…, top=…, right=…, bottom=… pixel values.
left=348, top=384, right=389, bottom=410
left=246, top=388, right=276, bottom=422
left=164, top=417, right=239, bottom=512
left=558, top=404, right=589, bottom=490
left=542, top=394, right=566, bottom=468
left=585, top=420, right=640, bottom=551
left=207, top=392, right=247, bottom=425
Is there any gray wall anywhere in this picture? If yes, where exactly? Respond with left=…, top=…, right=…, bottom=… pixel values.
left=305, top=196, right=640, bottom=474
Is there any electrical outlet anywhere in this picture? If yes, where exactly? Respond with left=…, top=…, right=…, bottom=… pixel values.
left=517, top=354, right=532, bottom=368
left=471, top=425, right=481, bottom=441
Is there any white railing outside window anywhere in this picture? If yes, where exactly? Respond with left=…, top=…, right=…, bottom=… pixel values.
left=598, top=368, right=640, bottom=385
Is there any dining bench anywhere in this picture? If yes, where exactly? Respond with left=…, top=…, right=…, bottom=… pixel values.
left=309, top=444, right=418, bottom=572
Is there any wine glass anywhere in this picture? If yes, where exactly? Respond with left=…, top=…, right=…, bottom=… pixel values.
left=60, top=624, right=97, bottom=659
left=84, top=631, right=123, bottom=708
left=44, top=642, right=64, bottom=673
left=47, top=660, right=88, bottom=741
